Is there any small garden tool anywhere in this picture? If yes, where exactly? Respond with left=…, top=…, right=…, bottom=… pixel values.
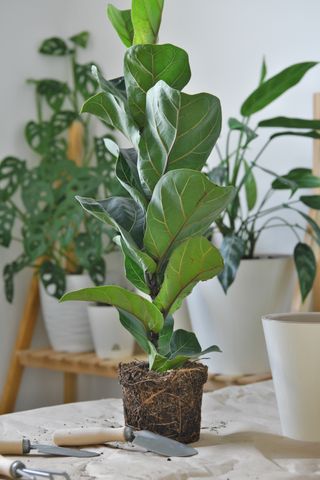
left=0, top=438, right=98, bottom=457
left=54, top=426, right=198, bottom=457
left=0, top=454, right=71, bottom=479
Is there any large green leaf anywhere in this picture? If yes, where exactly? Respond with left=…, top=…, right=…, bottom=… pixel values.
left=294, top=242, right=316, bottom=302
left=117, top=235, right=150, bottom=293
left=39, top=37, right=68, bottom=56
left=218, top=234, right=246, bottom=293
left=241, top=62, right=317, bottom=116
left=154, top=236, right=223, bottom=316
left=77, top=196, right=156, bottom=273
left=81, top=92, right=140, bottom=147
left=0, top=203, right=15, bottom=247
left=138, top=81, right=222, bottom=194
left=91, top=66, right=127, bottom=103
left=61, top=285, right=164, bottom=333
left=124, top=44, right=191, bottom=127
left=259, top=116, right=320, bottom=129
left=107, top=5, right=134, bottom=48
left=144, top=169, right=234, bottom=265
left=157, top=315, right=174, bottom=356
left=244, top=160, right=257, bottom=211
left=119, top=310, right=150, bottom=353
left=131, top=0, right=164, bottom=45
left=272, top=168, right=320, bottom=190
left=300, top=195, right=320, bottom=210
left=0, top=157, right=26, bottom=201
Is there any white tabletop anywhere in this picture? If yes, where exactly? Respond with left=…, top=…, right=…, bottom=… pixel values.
left=1, top=380, right=319, bottom=479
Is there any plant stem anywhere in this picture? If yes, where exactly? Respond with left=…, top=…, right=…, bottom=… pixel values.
left=70, top=50, right=79, bottom=113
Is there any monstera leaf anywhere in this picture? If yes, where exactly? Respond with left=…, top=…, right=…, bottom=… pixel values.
left=154, top=236, right=224, bottom=316
left=4, top=255, right=31, bottom=303
left=39, top=37, right=68, bottom=56
left=40, top=260, right=66, bottom=298
left=0, top=203, right=15, bottom=247
left=61, top=285, right=164, bottom=333
left=36, top=79, right=69, bottom=111
left=0, top=157, right=26, bottom=201
left=75, top=62, right=98, bottom=99
left=131, top=0, right=164, bottom=45
left=124, top=44, right=191, bottom=127
left=138, top=81, right=222, bottom=194
left=144, top=169, right=234, bottom=265
left=69, top=31, right=90, bottom=48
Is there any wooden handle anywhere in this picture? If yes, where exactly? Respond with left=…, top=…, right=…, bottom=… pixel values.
left=0, top=439, right=24, bottom=455
left=53, top=427, right=127, bottom=446
left=0, top=455, right=18, bottom=478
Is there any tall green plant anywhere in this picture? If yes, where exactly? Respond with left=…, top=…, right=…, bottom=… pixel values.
left=0, top=32, right=122, bottom=302
left=207, top=59, right=320, bottom=301
left=61, top=0, right=234, bottom=372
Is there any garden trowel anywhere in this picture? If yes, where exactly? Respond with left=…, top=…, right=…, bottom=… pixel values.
left=0, top=437, right=99, bottom=457
left=54, top=426, right=198, bottom=457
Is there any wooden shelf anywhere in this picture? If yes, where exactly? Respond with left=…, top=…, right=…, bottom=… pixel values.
left=17, top=348, right=146, bottom=379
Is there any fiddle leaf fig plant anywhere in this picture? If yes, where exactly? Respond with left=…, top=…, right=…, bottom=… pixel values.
left=209, top=59, right=320, bottom=301
left=0, top=32, right=122, bottom=302
left=61, top=0, right=234, bottom=372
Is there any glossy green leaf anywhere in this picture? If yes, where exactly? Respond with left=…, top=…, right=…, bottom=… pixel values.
left=124, top=252, right=150, bottom=294
left=294, top=242, right=316, bottom=302
left=0, top=157, right=26, bottom=201
left=40, top=260, right=66, bottom=299
left=144, top=169, right=234, bottom=264
left=75, top=63, right=98, bottom=99
left=244, top=160, right=257, bottom=210
left=107, top=5, right=134, bottom=48
left=51, top=111, right=78, bottom=135
left=272, top=168, right=320, bottom=190
left=69, top=31, right=89, bottom=48
left=157, top=315, right=174, bottom=356
left=0, top=203, right=15, bottom=247
left=81, top=92, right=139, bottom=147
left=259, top=116, right=320, bottom=129
left=241, top=62, right=317, bottom=116
left=39, top=37, right=68, bottom=56
left=270, top=130, right=320, bottom=141
left=124, top=44, right=191, bottom=127
left=91, top=66, right=127, bottom=103
left=61, top=285, right=164, bottom=333
left=228, top=118, right=257, bottom=147
left=154, top=237, right=224, bottom=316
left=139, top=81, right=222, bottom=194
left=119, top=310, right=150, bottom=353
left=300, top=195, right=320, bottom=210
left=218, top=234, right=246, bottom=293
left=132, top=0, right=164, bottom=45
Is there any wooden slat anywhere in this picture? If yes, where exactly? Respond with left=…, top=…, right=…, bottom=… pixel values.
left=64, top=373, right=77, bottom=403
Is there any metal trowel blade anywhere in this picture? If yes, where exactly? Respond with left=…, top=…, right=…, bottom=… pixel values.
left=35, top=444, right=100, bottom=457
left=132, top=430, right=198, bottom=457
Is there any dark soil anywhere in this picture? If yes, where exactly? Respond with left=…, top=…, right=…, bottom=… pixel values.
left=118, top=361, right=208, bottom=443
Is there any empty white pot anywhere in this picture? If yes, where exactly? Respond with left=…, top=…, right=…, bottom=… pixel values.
left=40, top=274, right=94, bottom=352
left=88, top=305, right=134, bottom=359
left=263, top=312, right=320, bottom=442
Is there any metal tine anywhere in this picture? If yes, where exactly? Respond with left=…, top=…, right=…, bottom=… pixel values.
left=19, top=467, right=71, bottom=480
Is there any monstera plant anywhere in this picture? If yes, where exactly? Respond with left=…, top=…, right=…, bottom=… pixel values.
left=60, top=0, right=234, bottom=443
left=0, top=31, right=121, bottom=303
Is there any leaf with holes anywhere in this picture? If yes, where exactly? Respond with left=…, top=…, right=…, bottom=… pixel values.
left=294, top=242, right=316, bottom=302
left=124, top=44, right=191, bottom=127
left=88, top=255, right=106, bottom=285
left=0, top=203, right=15, bottom=247
left=75, top=232, right=102, bottom=266
left=218, top=234, right=246, bottom=293
left=81, top=92, right=139, bottom=147
left=70, top=31, right=90, bottom=48
left=40, top=260, right=66, bottom=298
left=131, top=0, right=164, bottom=45
left=61, top=285, right=164, bottom=333
left=21, top=179, right=54, bottom=215
left=107, top=5, right=134, bottom=48
left=23, top=225, right=48, bottom=260
left=0, top=157, right=26, bottom=201
left=39, top=37, right=68, bottom=56
left=144, top=169, right=234, bottom=265
left=138, top=81, right=222, bottom=194
left=25, top=121, right=53, bottom=154
left=3, top=255, right=31, bottom=303
left=36, top=79, right=69, bottom=111
left=51, top=111, right=78, bottom=135
left=154, top=237, right=223, bottom=316
left=75, top=62, right=99, bottom=99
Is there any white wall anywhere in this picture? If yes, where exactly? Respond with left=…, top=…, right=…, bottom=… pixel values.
left=1, top=0, right=320, bottom=410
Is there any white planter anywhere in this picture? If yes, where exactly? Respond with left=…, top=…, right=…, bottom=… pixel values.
left=187, top=256, right=295, bottom=375
left=88, top=305, right=134, bottom=359
left=40, top=274, right=94, bottom=352
left=263, top=313, right=320, bottom=441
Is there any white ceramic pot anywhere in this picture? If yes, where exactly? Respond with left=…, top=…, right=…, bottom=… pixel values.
left=88, top=305, right=134, bottom=359
left=40, top=274, right=94, bottom=352
left=263, top=313, right=320, bottom=441
left=187, top=256, right=295, bottom=375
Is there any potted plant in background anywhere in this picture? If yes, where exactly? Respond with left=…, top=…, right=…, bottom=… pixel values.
left=0, top=31, right=125, bottom=352
left=60, top=0, right=234, bottom=442
left=187, top=58, right=320, bottom=375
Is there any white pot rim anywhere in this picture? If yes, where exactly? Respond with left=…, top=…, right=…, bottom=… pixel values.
left=263, top=312, right=320, bottom=324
